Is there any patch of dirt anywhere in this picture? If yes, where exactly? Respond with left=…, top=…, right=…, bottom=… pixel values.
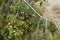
left=43, top=0, right=60, bottom=26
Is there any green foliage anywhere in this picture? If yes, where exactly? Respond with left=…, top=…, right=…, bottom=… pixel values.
left=0, top=0, right=60, bottom=40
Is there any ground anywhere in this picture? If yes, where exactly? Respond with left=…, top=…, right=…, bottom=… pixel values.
left=43, top=0, right=60, bottom=26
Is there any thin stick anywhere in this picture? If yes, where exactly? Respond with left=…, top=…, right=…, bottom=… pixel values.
left=22, top=0, right=60, bottom=31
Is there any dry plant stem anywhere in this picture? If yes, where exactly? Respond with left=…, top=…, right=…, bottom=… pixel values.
left=37, top=18, right=42, bottom=31
left=22, top=0, right=60, bottom=32
left=45, top=19, right=48, bottom=40
left=36, top=18, right=42, bottom=40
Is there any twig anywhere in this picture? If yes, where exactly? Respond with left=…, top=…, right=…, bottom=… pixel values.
left=22, top=0, right=60, bottom=31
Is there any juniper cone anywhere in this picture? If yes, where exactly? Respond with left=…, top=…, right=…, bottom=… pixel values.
left=43, top=0, right=60, bottom=26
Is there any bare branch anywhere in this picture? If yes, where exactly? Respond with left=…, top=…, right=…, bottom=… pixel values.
left=22, top=0, right=60, bottom=31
